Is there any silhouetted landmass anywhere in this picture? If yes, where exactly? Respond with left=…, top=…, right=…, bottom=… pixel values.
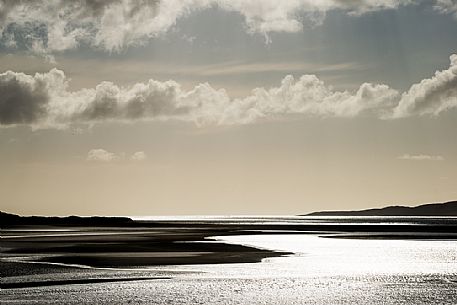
left=1, top=211, right=134, bottom=227
left=3, top=200, right=456, bottom=228
left=307, top=200, right=457, bottom=216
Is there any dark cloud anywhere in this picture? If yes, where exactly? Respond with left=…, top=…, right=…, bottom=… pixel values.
left=0, top=71, right=49, bottom=124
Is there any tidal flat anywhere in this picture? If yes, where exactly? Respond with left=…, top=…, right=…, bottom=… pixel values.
left=1, top=216, right=457, bottom=304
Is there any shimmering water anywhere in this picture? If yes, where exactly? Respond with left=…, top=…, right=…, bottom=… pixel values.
left=2, top=233, right=456, bottom=304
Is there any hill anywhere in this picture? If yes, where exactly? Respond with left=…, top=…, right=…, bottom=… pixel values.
left=306, top=201, right=457, bottom=216
left=0, top=211, right=134, bottom=227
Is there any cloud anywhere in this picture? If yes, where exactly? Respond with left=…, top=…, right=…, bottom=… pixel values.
left=87, top=149, right=121, bottom=162
left=0, top=1, right=454, bottom=54
left=217, top=0, right=412, bottom=38
left=86, top=149, right=147, bottom=162
left=0, top=70, right=49, bottom=124
left=0, top=0, right=209, bottom=54
left=170, top=61, right=363, bottom=77
left=398, top=154, right=445, bottom=161
left=130, top=151, right=147, bottom=161
left=392, top=54, right=457, bottom=118
left=1, top=54, right=456, bottom=128
left=434, top=0, right=457, bottom=18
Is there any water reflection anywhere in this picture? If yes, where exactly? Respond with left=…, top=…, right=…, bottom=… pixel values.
left=152, top=234, right=457, bottom=279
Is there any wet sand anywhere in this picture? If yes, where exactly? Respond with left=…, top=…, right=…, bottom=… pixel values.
left=2, top=217, right=457, bottom=290
left=1, top=224, right=288, bottom=289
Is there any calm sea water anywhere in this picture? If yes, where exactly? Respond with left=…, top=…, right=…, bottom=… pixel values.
left=2, top=217, right=457, bottom=304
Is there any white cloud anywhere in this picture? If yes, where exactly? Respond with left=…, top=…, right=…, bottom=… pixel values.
left=398, top=154, right=445, bottom=161
left=1, top=54, right=456, bottom=128
left=86, top=149, right=147, bottom=162
left=217, top=0, right=412, bottom=38
left=0, top=1, right=454, bottom=54
left=87, top=149, right=121, bottom=162
left=392, top=54, right=457, bottom=118
left=0, top=0, right=210, bottom=54
left=434, top=0, right=457, bottom=18
left=131, top=151, right=147, bottom=161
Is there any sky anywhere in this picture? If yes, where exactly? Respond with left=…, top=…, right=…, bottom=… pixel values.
left=0, top=0, right=456, bottom=216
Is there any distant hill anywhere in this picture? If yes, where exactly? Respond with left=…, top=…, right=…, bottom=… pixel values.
left=306, top=201, right=457, bottom=216
left=0, top=211, right=134, bottom=227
